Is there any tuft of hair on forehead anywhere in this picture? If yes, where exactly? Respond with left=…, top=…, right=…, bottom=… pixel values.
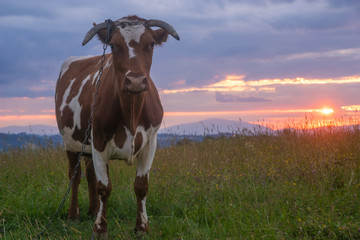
left=120, top=15, right=169, bottom=46
left=122, top=15, right=146, bottom=22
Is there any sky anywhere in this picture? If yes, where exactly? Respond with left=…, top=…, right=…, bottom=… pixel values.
left=1, top=0, right=360, bottom=129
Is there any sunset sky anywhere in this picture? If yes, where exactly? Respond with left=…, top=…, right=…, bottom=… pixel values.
left=1, top=0, right=360, bottom=129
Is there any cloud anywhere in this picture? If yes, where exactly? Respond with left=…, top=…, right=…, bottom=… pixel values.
left=1, top=0, right=360, bottom=130
left=284, top=48, right=360, bottom=61
left=341, top=105, right=360, bottom=112
left=215, top=92, right=272, bottom=103
left=161, top=75, right=360, bottom=94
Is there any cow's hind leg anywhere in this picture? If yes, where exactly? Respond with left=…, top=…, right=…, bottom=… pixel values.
left=85, top=157, right=99, bottom=217
left=66, top=151, right=82, bottom=220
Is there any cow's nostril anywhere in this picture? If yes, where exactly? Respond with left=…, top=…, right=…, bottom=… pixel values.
left=124, top=77, right=131, bottom=86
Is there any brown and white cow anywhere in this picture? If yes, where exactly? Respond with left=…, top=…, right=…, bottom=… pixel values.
left=55, top=15, right=179, bottom=239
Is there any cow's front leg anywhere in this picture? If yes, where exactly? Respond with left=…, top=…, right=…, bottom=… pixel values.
left=134, top=174, right=149, bottom=234
left=134, top=134, right=157, bottom=234
left=91, top=146, right=112, bottom=239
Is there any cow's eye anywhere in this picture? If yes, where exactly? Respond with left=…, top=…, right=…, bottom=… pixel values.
left=150, top=42, right=155, bottom=49
left=110, top=44, right=114, bottom=50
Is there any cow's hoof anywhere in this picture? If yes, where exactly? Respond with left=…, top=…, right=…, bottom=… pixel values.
left=88, top=209, right=97, bottom=218
left=68, top=208, right=80, bottom=222
left=67, top=215, right=80, bottom=223
left=134, top=228, right=147, bottom=239
left=90, top=231, right=108, bottom=240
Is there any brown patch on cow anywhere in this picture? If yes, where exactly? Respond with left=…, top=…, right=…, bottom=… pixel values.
left=97, top=181, right=112, bottom=199
left=113, top=125, right=126, bottom=148
left=134, top=132, right=143, bottom=154
left=134, top=175, right=148, bottom=201
left=61, top=106, right=74, bottom=130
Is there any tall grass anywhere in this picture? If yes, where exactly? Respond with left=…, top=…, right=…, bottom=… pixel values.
left=1, top=124, right=360, bottom=239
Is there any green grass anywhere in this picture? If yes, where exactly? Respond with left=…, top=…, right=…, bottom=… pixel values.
left=1, top=127, right=360, bottom=239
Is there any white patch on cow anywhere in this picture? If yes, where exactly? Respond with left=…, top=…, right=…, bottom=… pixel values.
left=118, top=24, right=145, bottom=58
left=95, top=197, right=103, bottom=229
left=140, top=197, right=148, bottom=228
left=92, top=139, right=110, bottom=186
left=109, top=127, right=134, bottom=164
left=92, top=70, right=100, bottom=85
left=59, top=78, right=76, bottom=113
left=60, top=56, right=93, bottom=79
left=59, top=75, right=91, bottom=153
left=60, top=126, right=92, bottom=153
left=104, top=57, right=112, bottom=69
left=136, top=125, right=160, bottom=177
left=68, top=75, right=90, bottom=130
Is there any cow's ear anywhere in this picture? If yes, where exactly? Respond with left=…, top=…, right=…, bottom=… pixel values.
left=153, top=29, right=169, bottom=45
left=97, top=29, right=107, bottom=43
left=94, top=23, right=110, bottom=44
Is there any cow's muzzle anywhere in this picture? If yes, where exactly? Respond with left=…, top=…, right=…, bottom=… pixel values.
left=122, top=74, right=149, bottom=94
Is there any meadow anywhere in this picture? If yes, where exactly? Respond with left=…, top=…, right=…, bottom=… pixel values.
left=1, top=124, right=360, bottom=239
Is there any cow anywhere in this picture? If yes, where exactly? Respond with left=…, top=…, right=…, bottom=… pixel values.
left=55, top=15, right=179, bottom=239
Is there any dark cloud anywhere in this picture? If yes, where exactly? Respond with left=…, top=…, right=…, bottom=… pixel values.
left=216, top=92, right=272, bottom=103
left=0, top=0, right=360, bottom=101
left=269, top=11, right=350, bottom=31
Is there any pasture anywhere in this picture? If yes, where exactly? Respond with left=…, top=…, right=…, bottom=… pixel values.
left=1, top=126, right=360, bottom=239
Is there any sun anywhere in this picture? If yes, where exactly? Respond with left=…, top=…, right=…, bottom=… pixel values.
left=318, top=107, right=334, bottom=115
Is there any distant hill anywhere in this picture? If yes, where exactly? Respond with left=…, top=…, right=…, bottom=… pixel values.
left=159, top=118, right=273, bottom=135
left=0, top=133, right=62, bottom=152
left=0, top=125, right=59, bottom=135
left=0, top=119, right=274, bottom=151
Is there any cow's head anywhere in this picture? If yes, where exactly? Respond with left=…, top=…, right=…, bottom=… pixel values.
left=82, top=16, right=179, bottom=94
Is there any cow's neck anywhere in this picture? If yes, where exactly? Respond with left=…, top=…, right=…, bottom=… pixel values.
left=120, top=93, right=146, bottom=135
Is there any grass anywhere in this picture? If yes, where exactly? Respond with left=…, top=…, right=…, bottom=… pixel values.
left=1, top=126, right=360, bottom=239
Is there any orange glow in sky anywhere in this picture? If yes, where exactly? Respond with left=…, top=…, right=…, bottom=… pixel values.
left=0, top=115, right=56, bottom=127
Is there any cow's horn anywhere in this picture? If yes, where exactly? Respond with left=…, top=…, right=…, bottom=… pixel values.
left=82, top=21, right=112, bottom=46
left=147, top=19, right=180, bottom=41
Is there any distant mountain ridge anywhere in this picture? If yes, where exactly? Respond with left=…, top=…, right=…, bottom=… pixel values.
left=1, top=119, right=270, bottom=136
left=0, top=119, right=272, bottom=151
left=159, top=118, right=273, bottom=135
left=0, top=125, right=59, bottom=135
